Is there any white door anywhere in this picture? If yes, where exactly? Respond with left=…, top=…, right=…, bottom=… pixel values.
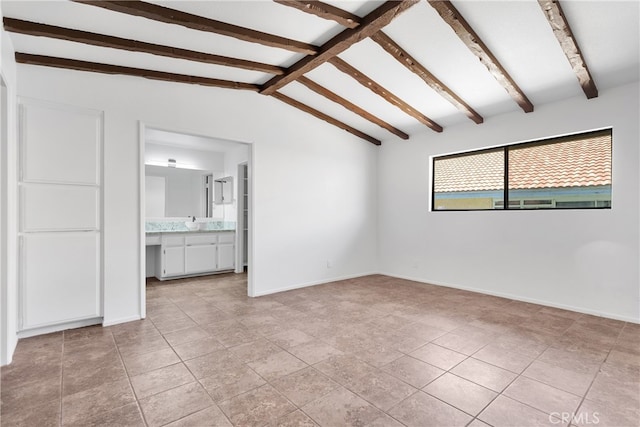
left=217, top=243, right=235, bottom=270
left=163, top=246, right=185, bottom=277
left=185, top=244, right=217, bottom=273
left=18, top=100, right=103, bottom=332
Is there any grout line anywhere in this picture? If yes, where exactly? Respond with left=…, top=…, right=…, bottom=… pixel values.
left=571, top=322, right=626, bottom=418
left=59, top=331, right=65, bottom=427
left=112, top=326, right=150, bottom=427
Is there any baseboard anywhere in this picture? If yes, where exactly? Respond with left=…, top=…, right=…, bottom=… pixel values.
left=253, top=271, right=379, bottom=297
left=380, top=272, right=640, bottom=324
left=102, top=315, right=143, bottom=327
left=17, top=317, right=103, bottom=339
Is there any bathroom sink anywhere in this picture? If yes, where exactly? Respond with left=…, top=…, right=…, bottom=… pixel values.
left=185, top=221, right=201, bottom=231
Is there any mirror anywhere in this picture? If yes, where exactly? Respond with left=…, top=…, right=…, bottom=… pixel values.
left=145, top=165, right=224, bottom=218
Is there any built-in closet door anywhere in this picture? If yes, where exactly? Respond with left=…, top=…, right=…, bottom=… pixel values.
left=18, top=99, right=102, bottom=333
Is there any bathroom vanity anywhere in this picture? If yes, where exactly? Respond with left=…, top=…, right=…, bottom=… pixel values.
left=146, top=222, right=235, bottom=280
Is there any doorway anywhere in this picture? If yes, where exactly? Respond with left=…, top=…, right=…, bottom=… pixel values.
left=139, top=123, right=253, bottom=317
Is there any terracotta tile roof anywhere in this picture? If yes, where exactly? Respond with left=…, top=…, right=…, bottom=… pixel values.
left=434, top=134, right=611, bottom=193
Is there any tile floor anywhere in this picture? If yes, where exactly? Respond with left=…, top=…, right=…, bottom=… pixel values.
left=1, top=273, right=639, bottom=427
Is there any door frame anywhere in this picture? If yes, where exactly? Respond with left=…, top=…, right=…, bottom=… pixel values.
left=1, top=75, right=9, bottom=364
left=235, top=162, right=247, bottom=275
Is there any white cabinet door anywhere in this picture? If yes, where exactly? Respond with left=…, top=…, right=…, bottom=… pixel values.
left=217, top=243, right=235, bottom=271
left=21, top=233, right=100, bottom=329
left=163, top=246, right=185, bottom=277
left=19, top=100, right=103, bottom=333
left=185, top=244, right=217, bottom=273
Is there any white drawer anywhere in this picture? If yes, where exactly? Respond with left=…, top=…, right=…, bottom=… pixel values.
left=186, top=234, right=217, bottom=246
left=162, top=235, right=185, bottom=247
left=145, top=234, right=161, bottom=246
left=217, top=232, right=235, bottom=244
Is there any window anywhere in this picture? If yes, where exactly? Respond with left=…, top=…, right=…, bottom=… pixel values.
left=432, top=129, right=612, bottom=211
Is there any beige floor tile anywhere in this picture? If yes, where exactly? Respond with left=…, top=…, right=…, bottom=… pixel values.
left=472, top=344, right=535, bottom=374
left=130, top=362, right=194, bottom=399
left=1, top=353, right=62, bottom=391
left=451, top=358, right=517, bottom=392
left=0, top=399, right=60, bottom=427
left=247, top=350, right=308, bottom=381
left=346, top=369, right=417, bottom=411
left=353, top=344, right=404, bottom=367
left=4, top=274, right=631, bottom=427
left=228, top=338, right=282, bottom=363
left=63, top=402, right=145, bottom=427
left=467, top=419, right=492, bottom=427
left=523, top=360, right=595, bottom=396
left=287, top=340, right=344, bottom=364
left=117, top=334, right=171, bottom=357
left=382, top=355, right=445, bottom=388
left=537, top=346, right=605, bottom=375
left=183, top=349, right=245, bottom=380
left=153, top=316, right=198, bottom=335
left=478, top=395, right=562, bottom=427
left=163, top=326, right=210, bottom=347
left=138, top=382, right=213, bottom=427
left=432, top=331, right=491, bottom=356
left=504, top=376, right=582, bottom=416
left=423, top=373, right=497, bottom=416
left=0, top=373, right=61, bottom=415
left=122, top=347, right=180, bottom=376
left=586, top=362, right=640, bottom=409
left=265, top=410, right=319, bottom=427
left=409, top=343, right=467, bottom=371
left=573, top=398, right=639, bottom=427
left=164, top=405, right=232, bottom=427
left=62, top=378, right=136, bottom=425
left=199, top=366, right=266, bottom=402
left=388, top=391, right=472, bottom=427
left=268, top=329, right=315, bottom=349
left=271, top=366, right=340, bottom=407
left=218, top=384, right=296, bottom=427
left=313, top=354, right=378, bottom=386
left=170, top=336, right=225, bottom=361
left=302, top=387, right=389, bottom=427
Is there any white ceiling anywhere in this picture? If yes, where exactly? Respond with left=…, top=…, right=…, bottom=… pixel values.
left=2, top=0, right=639, bottom=142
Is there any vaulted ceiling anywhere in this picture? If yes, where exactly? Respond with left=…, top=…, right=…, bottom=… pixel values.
left=2, top=0, right=639, bottom=145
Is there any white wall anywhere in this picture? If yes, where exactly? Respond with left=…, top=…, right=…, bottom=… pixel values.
left=16, top=65, right=379, bottom=325
left=0, top=2, right=19, bottom=365
left=378, top=81, right=640, bottom=322
left=145, top=142, right=225, bottom=172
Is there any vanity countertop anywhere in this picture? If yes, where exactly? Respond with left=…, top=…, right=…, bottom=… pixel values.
left=145, top=220, right=235, bottom=234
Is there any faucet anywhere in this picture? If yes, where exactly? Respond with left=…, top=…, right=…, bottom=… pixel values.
left=191, top=216, right=196, bottom=222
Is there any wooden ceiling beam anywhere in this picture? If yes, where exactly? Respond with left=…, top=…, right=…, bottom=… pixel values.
left=72, top=0, right=318, bottom=55
left=15, top=53, right=259, bottom=91
left=427, top=0, right=534, bottom=113
left=271, top=92, right=381, bottom=145
left=273, top=0, right=361, bottom=29
left=297, top=76, right=409, bottom=140
left=328, top=57, right=442, bottom=133
left=370, top=31, right=483, bottom=124
left=3, top=18, right=284, bottom=76
left=260, top=0, right=419, bottom=96
left=538, top=0, right=597, bottom=98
